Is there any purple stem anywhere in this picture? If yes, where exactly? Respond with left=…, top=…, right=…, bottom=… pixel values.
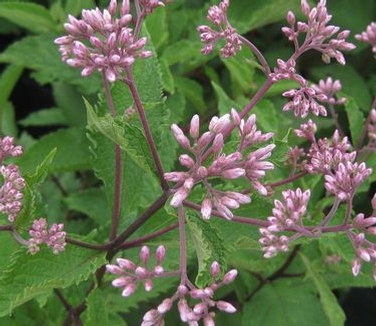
left=178, top=205, right=189, bottom=285
left=239, top=35, right=271, bottom=75
left=202, top=78, right=274, bottom=162
left=102, top=72, right=123, bottom=241
left=119, top=222, right=179, bottom=249
left=125, top=67, right=169, bottom=190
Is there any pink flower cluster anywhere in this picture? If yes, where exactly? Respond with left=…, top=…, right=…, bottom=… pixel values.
left=270, top=61, right=347, bottom=118
left=54, top=0, right=161, bottom=82
left=141, top=261, right=238, bottom=326
left=28, top=218, right=66, bottom=254
left=106, top=245, right=166, bottom=296
left=356, top=22, right=376, bottom=53
left=0, top=136, right=23, bottom=164
left=0, top=136, right=25, bottom=223
left=165, top=109, right=274, bottom=220
left=295, top=121, right=372, bottom=201
left=282, top=0, right=356, bottom=64
left=197, top=0, right=242, bottom=58
left=259, top=188, right=310, bottom=258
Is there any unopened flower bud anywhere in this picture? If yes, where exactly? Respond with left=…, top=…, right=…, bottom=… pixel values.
left=155, top=245, right=166, bottom=264
left=190, top=115, right=200, bottom=139
left=222, top=269, right=238, bottom=284
left=140, top=246, right=150, bottom=264
left=211, top=261, right=220, bottom=278
left=117, top=258, right=136, bottom=270
left=158, top=298, right=173, bottom=314
left=122, top=283, right=137, bottom=297
left=216, top=301, right=236, bottom=313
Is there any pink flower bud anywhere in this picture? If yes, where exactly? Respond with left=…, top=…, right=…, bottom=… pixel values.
left=144, top=279, right=153, bottom=291
left=171, top=124, right=190, bottom=149
left=112, top=276, right=133, bottom=287
left=155, top=245, right=166, bottom=264
left=140, top=246, right=150, bottom=264
left=179, top=154, right=195, bottom=169
left=216, top=301, right=236, bottom=313
left=201, top=198, right=212, bottom=220
left=135, top=266, right=149, bottom=278
left=170, top=187, right=190, bottom=207
left=158, top=298, right=173, bottom=314
left=230, top=108, right=240, bottom=126
left=212, top=134, right=224, bottom=154
left=106, top=264, right=123, bottom=275
left=153, top=265, right=164, bottom=275
left=122, top=283, right=137, bottom=297
left=352, top=258, right=361, bottom=276
left=210, top=261, right=220, bottom=278
left=190, top=115, right=200, bottom=139
left=222, top=269, right=238, bottom=284
left=117, top=258, right=136, bottom=270
left=221, top=168, right=245, bottom=179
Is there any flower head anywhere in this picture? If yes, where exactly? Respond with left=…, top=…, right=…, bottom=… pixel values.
left=197, top=0, right=242, bottom=58
left=282, top=0, right=355, bottom=64
left=356, top=22, right=376, bottom=53
left=28, top=218, right=66, bottom=254
left=0, top=164, right=25, bottom=223
left=55, top=0, right=153, bottom=82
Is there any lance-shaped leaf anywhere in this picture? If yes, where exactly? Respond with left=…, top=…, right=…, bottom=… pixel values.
left=0, top=245, right=106, bottom=317
left=186, top=210, right=227, bottom=288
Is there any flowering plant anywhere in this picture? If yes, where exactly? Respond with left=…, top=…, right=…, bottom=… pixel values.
left=0, top=0, right=376, bottom=325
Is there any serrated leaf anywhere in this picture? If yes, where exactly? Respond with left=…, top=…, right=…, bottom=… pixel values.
left=0, top=2, right=56, bottom=33
left=0, top=246, right=106, bottom=317
left=82, top=288, right=111, bottom=326
left=300, top=252, right=346, bottom=326
left=241, top=280, right=328, bottom=326
left=86, top=101, right=157, bottom=176
left=186, top=210, right=227, bottom=287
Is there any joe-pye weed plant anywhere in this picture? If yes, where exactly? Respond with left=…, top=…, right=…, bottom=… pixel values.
left=1, top=0, right=376, bottom=324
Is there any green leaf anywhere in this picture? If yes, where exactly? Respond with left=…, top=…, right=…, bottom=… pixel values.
left=12, top=148, right=57, bottom=228
left=220, top=47, right=256, bottom=97
left=82, top=288, right=111, bottom=326
left=19, top=108, right=67, bottom=127
left=86, top=101, right=157, bottom=176
left=161, top=39, right=203, bottom=67
left=212, top=82, right=238, bottom=116
left=300, top=252, right=346, bottom=326
left=186, top=210, right=227, bottom=287
left=343, top=96, right=365, bottom=147
left=145, top=6, right=168, bottom=50
left=0, top=246, right=106, bottom=317
left=175, top=77, right=206, bottom=113
left=15, top=127, right=91, bottom=174
left=241, top=280, right=328, bottom=326
left=0, top=33, right=101, bottom=94
left=64, top=0, right=95, bottom=17
left=0, top=64, right=23, bottom=112
left=229, top=0, right=302, bottom=33
left=53, top=82, right=87, bottom=127
left=0, top=2, right=56, bottom=33
left=64, top=188, right=111, bottom=227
